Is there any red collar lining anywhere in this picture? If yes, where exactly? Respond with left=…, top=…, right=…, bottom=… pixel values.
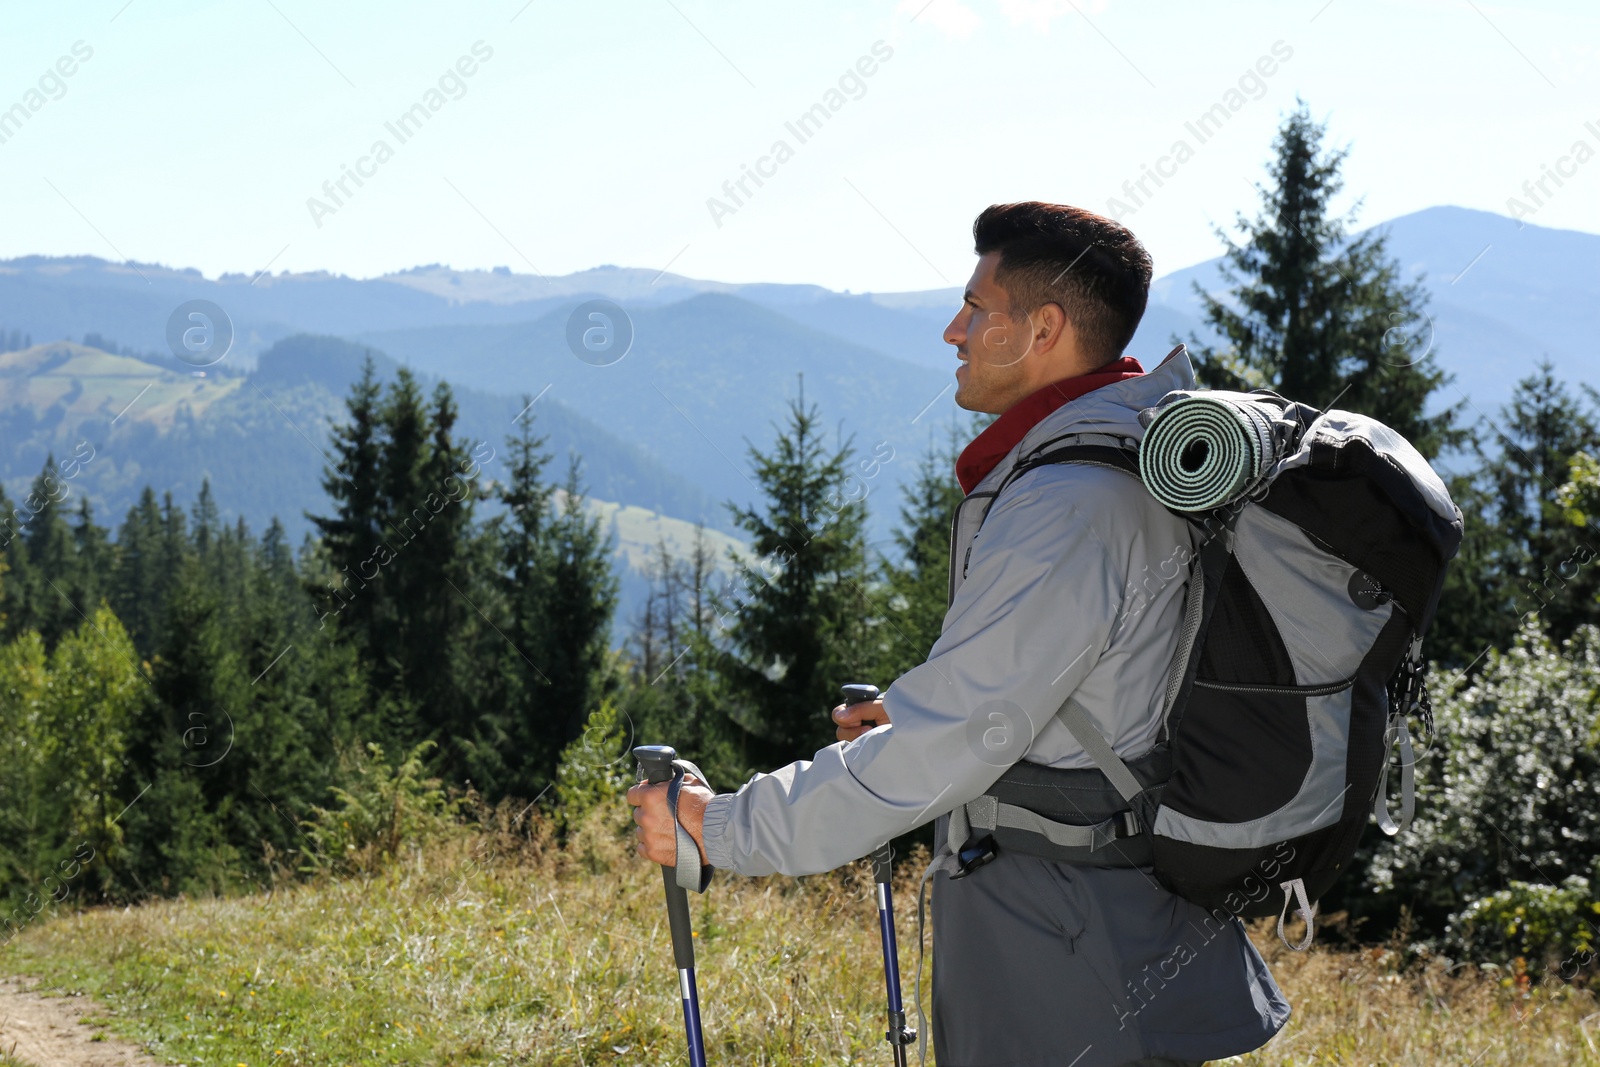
left=955, top=356, right=1145, bottom=494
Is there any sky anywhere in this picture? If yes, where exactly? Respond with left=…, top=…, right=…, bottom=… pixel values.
left=0, top=0, right=1596, bottom=292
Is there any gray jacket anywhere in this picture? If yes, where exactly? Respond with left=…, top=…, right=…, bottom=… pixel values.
left=702, top=349, right=1197, bottom=876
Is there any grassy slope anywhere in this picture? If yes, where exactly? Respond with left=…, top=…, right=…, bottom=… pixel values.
left=0, top=343, right=241, bottom=430
left=3, top=802, right=1599, bottom=1067
left=561, top=490, right=749, bottom=575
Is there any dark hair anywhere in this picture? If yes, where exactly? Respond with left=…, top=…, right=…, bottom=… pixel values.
left=972, top=202, right=1152, bottom=364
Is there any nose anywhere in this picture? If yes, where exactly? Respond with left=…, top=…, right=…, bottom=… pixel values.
left=944, top=307, right=967, bottom=350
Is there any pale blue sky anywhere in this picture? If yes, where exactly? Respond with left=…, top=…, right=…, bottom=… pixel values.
left=1, top=0, right=1595, bottom=291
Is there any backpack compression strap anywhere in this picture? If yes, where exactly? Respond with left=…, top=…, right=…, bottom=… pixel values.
left=1375, top=636, right=1427, bottom=836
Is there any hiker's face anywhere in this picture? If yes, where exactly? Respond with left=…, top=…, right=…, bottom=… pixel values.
left=945, top=252, right=1045, bottom=414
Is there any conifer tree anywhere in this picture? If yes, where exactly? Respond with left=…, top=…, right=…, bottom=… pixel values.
left=69, top=498, right=110, bottom=621
left=16, top=458, right=77, bottom=648
left=307, top=357, right=385, bottom=660
left=869, top=421, right=971, bottom=684
left=716, top=382, right=872, bottom=770
left=622, top=528, right=741, bottom=789
left=1431, top=363, right=1600, bottom=667
left=308, top=364, right=482, bottom=773
left=545, top=456, right=620, bottom=752
left=470, top=406, right=558, bottom=798
left=406, top=379, right=480, bottom=748
left=112, top=488, right=167, bottom=655
left=1187, top=100, right=1460, bottom=459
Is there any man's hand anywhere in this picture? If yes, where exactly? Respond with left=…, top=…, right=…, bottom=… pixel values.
left=833, top=698, right=891, bottom=743
left=627, top=773, right=713, bottom=868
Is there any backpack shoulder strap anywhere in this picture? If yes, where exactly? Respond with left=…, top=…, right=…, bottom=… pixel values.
left=989, top=434, right=1141, bottom=512
left=989, top=436, right=1154, bottom=792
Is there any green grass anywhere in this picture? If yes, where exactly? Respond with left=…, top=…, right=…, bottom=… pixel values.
left=4, top=800, right=1600, bottom=1066
left=0, top=342, right=244, bottom=431
left=2, top=801, right=906, bottom=1066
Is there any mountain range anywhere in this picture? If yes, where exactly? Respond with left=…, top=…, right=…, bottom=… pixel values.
left=2, top=204, right=1594, bottom=640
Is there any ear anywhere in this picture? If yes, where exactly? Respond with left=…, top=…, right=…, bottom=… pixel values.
left=1032, top=301, right=1069, bottom=355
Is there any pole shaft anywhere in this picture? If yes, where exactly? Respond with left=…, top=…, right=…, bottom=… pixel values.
left=878, top=882, right=909, bottom=1067
left=840, top=685, right=914, bottom=1064
left=680, top=967, right=708, bottom=1067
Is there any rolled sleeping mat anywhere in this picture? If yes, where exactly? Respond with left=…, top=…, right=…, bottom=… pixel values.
left=1138, top=394, right=1281, bottom=512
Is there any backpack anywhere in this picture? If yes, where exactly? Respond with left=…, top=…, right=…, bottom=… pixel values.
left=939, top=388, right=1462, bottom=948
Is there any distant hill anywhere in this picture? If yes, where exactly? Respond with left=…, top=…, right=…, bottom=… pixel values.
left=0, top=335, right=724, bottom=544
left=1137, top=206, right=1600, bottom=421
left=0, top=335, right=742, bottom=645
left=353, top=292, right=966, bottom=547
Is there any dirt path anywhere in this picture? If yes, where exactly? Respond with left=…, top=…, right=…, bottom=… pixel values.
left=0, top=977, right=166, bottom=1067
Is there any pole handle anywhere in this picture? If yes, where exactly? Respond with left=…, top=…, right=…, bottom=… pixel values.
left=841, top=682, right=882, bottom=727
left=635, top=743, right=678, bottom=785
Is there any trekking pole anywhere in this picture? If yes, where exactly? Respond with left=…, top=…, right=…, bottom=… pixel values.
left=840, top=683, right=917, bottom=1067
left=634, top=744, right=709, bottom=1067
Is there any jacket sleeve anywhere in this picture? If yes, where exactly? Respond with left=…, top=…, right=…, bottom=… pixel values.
left=700, top=478, right=1128, bottom=877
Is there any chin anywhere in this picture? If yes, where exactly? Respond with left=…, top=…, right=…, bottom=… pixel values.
left=952, top=384, right=987, bottom=414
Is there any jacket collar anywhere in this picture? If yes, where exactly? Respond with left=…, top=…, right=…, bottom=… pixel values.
left=958, top=345, right=1197, bottom=495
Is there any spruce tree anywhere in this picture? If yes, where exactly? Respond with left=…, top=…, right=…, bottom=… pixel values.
left=469, top=416, right=621, bottom=801
left=471, top=405, right=559, bottom=799
left=17, top=458, right=78, bottom=648
left=716, top=383, right=872, bottom=770
left=1187, top=100, right=1460, bottom=459
left=545, top=456, right=620, bottom=751
left=307, top=357, right=385, bottom=661
left=407, top=379, right=480, bottom=749
left=191, top=480, right=221, bottom=562
left=1432, top=363, right=1600, bottom=667
left=621, top=528, right=741, bottom=789
left=308, top=364, right=482, bottom=774
left=869, top=421, right=971, bottom=684
left=112, top=488, right=168, bottom=656
left=69, top=498, right=110, bottom=622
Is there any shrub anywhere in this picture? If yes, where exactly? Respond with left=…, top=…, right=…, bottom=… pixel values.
left=301, top=740, right=460, bottom=873
left=1367, top=616, right=1600, bottom=968
left=552, top=699, right=632, bottom=835
left=1453, top=872, right=1600, bottom=978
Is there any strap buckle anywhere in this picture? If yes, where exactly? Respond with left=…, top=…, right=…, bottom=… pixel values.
left=947, top=834, right=998, bottom=880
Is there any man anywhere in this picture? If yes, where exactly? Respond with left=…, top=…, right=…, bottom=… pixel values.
left=629, top=202, right=1289, bottom=1066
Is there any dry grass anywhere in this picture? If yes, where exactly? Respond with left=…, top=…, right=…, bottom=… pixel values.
left=1236, top=931, right=1600, bottom=1065
left=3, top=799, right=1599, bottom=1065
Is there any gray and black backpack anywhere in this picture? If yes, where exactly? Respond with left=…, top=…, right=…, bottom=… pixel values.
left=940, top=387, right=1463, bottom=948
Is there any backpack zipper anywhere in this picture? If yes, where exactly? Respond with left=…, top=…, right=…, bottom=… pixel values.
left=1192, top=675, right=1356, bottom=696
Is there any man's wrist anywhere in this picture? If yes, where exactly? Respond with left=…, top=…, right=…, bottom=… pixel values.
left=698, top=792, right=737, bottom=871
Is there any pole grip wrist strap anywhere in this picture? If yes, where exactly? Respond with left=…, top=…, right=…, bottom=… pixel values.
left=667, top=758, right=714, bottom=893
